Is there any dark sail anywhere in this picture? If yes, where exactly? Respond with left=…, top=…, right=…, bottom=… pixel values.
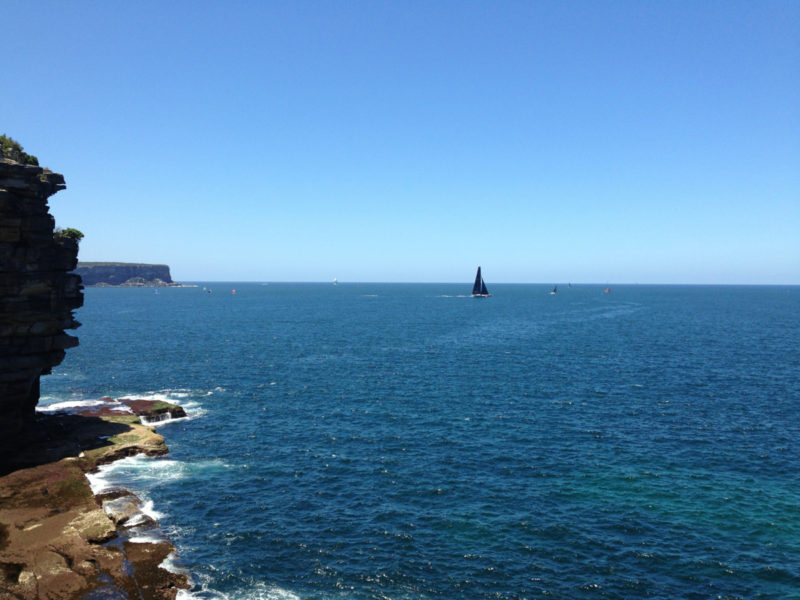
left=472, top=267, right=483, bottom=296
left=472, top=266, right=490, bottom=296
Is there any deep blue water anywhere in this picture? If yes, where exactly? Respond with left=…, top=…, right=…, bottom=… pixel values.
left=40, top=283, right=800, bottom=600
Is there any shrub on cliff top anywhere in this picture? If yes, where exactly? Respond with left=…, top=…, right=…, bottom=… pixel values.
left=54, top=227, right=84, bottom=243
left=0, top=134, right=39, bottom=165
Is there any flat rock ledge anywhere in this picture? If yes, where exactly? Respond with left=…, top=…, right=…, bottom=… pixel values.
left=0, top=400, right=190, bottom=600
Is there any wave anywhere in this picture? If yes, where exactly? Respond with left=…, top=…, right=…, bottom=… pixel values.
left=36, top=398, right=133, bottom=413
left=119, top=389, right=196, bottom=402
left=38, top=388, right=212, bottom=423
left=127, top=529, right=168, bottom=544
left=88, top=455, right=231, bottom=495
left=177, top=580, right=301, bottom=600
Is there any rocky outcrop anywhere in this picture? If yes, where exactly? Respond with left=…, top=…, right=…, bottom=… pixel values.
left=0, top=401, right=190, bottom=600
left=0, top=157, right=83, bottom=442
left=75, top=262, right=174, bottom=286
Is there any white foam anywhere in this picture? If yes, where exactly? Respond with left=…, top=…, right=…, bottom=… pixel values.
left=123, top=513, right=149, bottom=527
left=127, top=530, right=167, bottom=544
left=161, top=551, right=184, bottom=573
left=140, top=412, right=178, bottom=427
left=91, top=455, right=231, bottom=497
left=119, top=391, right=185, bottom=403
left=176, top=581, right=301, bottom=600
left=87, top=455, right=183, bottom=494
left=36, top=398, right=133, bottom=414
left=119, top=387, right=216, bottom=405
left=140, top=499, right=165, bottom=520
left=116, top=390, right=209, bottom=424
left=160, top=551, right=192, bottom=584
left=85, top=470, right=111, bottom=495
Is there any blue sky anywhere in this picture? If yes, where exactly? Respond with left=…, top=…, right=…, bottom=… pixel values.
left=4, top=1, right=798, bottom=283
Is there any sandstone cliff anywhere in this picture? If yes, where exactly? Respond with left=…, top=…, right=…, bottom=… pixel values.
left=75, top=262, right=174, bottom=286
left=0, top=156, right=83, bottom=441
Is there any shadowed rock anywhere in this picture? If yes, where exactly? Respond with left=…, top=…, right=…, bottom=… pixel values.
left=0, top=155, right=83, bottom=442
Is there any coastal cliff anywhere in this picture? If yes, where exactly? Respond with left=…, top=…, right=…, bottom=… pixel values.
left=0, top=154, right=83, bottom=440
left=75, top=262, right=174, bottom=286
left=0, top=144, right=188, bottom=599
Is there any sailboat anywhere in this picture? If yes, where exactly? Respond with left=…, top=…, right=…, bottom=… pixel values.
left=471, top=266, right=491, bottom=297
left=550, top=285, right=558, bottom=295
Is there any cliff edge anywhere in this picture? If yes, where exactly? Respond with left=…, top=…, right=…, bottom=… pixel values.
left=0, top=155, right=83, bottom=441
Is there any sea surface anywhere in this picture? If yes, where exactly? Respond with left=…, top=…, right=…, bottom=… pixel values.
left=40, top=283, right=800, bottom=600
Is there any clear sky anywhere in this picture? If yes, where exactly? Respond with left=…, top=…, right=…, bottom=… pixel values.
left=4, top=1, right=799, bottom=284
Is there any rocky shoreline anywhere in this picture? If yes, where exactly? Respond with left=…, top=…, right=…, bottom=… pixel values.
left=0, top=399, right=190, bottom=600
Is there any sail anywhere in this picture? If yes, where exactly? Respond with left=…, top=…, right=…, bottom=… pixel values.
left=472, top=267, right=483, bottom=295
left=472, top=266, right=490, bottom=296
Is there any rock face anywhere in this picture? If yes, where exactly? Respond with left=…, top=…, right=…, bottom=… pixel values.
left=75, top=262, right=173, bottom=286
left=0, top=157, right=83, bottom=441
left=0, top=404, right=190, bottom=600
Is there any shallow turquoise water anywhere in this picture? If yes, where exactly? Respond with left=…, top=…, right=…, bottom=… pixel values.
left=41, top=283, right=800, bottom=599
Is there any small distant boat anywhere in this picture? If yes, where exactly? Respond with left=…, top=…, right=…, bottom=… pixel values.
left=333, top=278, right=338, bottom=285
left=604, top=287, right=611, bottom=294
left=471, top=266, right=491, bottom=297
left=550, top=285, right=558, bottom=295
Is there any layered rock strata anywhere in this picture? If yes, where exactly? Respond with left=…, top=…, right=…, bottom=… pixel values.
left=0, top=157, right=83, bottom=440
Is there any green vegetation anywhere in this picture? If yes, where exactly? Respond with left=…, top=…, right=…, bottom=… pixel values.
left=54, top=227, right=84, bottom=243
left=151, top=401, right=180, bottom=412
left=52, top=468, right=95, bottom=504
left=0, top=134, right=39, bottom=166
left=102, top=415, right=141, bottom=425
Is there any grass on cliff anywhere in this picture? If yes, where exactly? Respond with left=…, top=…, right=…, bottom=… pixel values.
left=0, top=134, right=39, bottom=165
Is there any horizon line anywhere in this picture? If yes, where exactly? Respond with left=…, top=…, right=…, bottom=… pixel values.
left=172, top=280, right=800, bottom=287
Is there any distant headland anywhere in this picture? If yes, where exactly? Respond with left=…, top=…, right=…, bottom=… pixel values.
left=75, top=262, right=183, bottom=286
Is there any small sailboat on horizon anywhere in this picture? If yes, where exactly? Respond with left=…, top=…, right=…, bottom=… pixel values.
left=550, top=285, right=558, bottom=295
left=471, top=266, right=491, bottom=297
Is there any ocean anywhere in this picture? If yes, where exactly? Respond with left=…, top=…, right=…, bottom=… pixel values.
left=39, top=283, right=800, bottom=600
